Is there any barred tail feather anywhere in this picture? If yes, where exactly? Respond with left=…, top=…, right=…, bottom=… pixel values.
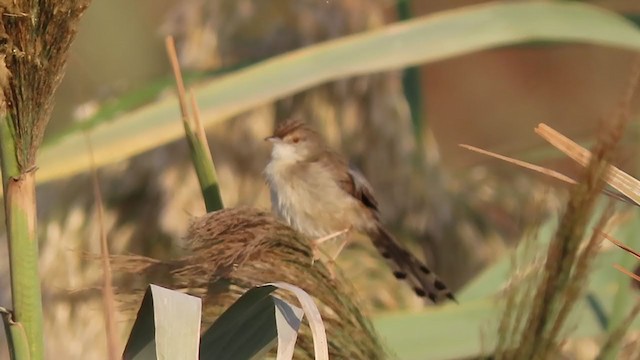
left=368, top=224, right=456, bottom=304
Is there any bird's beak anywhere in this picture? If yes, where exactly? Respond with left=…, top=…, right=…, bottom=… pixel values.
left=265, top=136, right=280, bottom=143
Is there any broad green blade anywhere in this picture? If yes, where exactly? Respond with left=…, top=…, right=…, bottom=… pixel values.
left=122, top=285, right=202, bottom=360
left=200, top=284, right=317, bottom=360
left=374, top=300, right=497, bottom=360
left=38, top=2, right=640, bottom=184
left=199, top=285, right=279, bottom=360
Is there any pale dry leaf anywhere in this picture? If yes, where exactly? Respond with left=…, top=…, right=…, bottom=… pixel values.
left=266, top=282, right=328, bottom=360
left=602, top=232, right=640, bottom=261
left=273, top=297, right=304, bottom=360
left=535, top=123, right=640, bottom=206
left=459, top=144, right=578, bottom=185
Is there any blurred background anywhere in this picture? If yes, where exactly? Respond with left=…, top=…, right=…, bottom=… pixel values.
left=3, top=0, right=640, bottom=358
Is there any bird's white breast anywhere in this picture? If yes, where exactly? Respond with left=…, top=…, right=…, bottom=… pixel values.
left=264, top=159, right=368, bottom=239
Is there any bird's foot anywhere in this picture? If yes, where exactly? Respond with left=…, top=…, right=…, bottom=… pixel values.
left=312, top=226, right=352, bottom=246
left=310, top=227, right=352, bottom=278
left=310, top=226, right=352, bottom=266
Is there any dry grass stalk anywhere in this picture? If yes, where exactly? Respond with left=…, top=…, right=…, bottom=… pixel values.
left=544, top=206, right=611, bottom=345
left=459, top=144, right=634, bottom=206
left=500, top=134, right=608, bottom=360
left=605, top=231, right=640, bottom=281
left=459, top=144, right=578, bottom=186
left=85, top=135, right=119, bottom=360
left=112, top=207, right=386, bottom=359
left=596, top=300, right=640, bottom=360
left=596, top=233, right=640, bottom=359
left=493, top=206, right=548, bottom=359
left=535, top=124, right=640, bottom=207
left=605, top=233, right=640, bottom=261
left=495, top=59, right=640, bottom=359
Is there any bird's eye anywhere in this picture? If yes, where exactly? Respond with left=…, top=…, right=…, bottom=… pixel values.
left=291, top=136, right=300, bottom=144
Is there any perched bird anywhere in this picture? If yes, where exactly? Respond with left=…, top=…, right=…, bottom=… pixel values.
left=264, top=119, right=455, bottom=303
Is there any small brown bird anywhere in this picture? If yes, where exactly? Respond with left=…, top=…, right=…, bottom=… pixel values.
left=264, top=119, right=455, bottom=303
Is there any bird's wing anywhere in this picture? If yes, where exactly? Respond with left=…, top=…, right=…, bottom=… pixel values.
left=345, top=167, right=379, bottom=211
left=317, top=150, right=379, bottom=212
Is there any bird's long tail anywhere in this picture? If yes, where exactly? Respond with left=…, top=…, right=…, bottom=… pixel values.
left=367, top=224, right=455, bottom=304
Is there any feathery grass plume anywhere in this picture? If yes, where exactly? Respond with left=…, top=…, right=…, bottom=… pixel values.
left=493, top=200, right=548, bottom=359
left=0, top=1, right=89, bottom=358
left=1, top=1, right=90, bottom=168
left=112, top=207, right=386, bottom=359
left=498, top=60, right=640, bottom=359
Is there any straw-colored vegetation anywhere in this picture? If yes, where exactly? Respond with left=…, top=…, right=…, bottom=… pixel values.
left=114, top=207, right=385, bottom=359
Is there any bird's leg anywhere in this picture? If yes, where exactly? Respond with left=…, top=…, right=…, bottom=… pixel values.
left=330, top=236, right=349, bottom=261
left=322, top=236, right=352, bottom=279
left=312, top=226, right=351, bottom=246
left=310, top=227, right=352, bottom=278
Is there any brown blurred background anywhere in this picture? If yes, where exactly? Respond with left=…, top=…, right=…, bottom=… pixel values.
left=53, top=0, right=640, bottom=168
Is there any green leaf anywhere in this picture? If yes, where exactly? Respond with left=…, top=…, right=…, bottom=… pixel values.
left=121, top=283, right=319, bottom=360
left=374, top=256, right=640, bottom=360
left=186, top=127, right=224, bottom=212
left=200, top=283, right=320, bottom=360
left=122, top=285, right=202, bottom=360
left=1, top=307, right=31, bottom=360
left=199, top=285, right=279, bottom=360
left=373, top=206, right=640, bottom=359
left=38, top=2, right=640, bottom=184
left=373, top=289, right=640, bottom=360
left=374, top=300, right=497, bottom=360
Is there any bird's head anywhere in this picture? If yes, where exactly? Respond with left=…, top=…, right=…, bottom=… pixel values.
left=265, top=119, right=324, bottom=163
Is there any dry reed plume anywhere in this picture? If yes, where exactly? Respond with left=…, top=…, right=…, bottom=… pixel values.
left=112, top=206, right=386, bottom=359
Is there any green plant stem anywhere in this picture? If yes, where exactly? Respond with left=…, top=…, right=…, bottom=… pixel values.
left=184, top=124, right=224, bottom=212
left=396, top=0, right=425, bottom=145
left=0, top=117, right=44, bottom=359
left=165, top=37, right=224, bottom=212
left=1, top=307, right=30, bottom=360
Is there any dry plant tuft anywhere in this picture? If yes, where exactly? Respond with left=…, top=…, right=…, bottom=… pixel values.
left=112, top=206, right=386, bottom=359
left=1, top=0, right=89, bottom=168
left=494, top=60, right=640, bottom=359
